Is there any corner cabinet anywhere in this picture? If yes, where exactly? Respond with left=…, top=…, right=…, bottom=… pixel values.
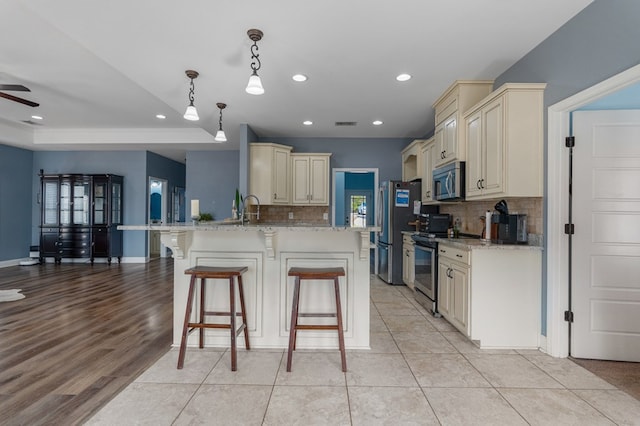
left=401, top=139, right=423, bottom=182
left=40, top=173, right=123, bottom=264
left=432, top=80, right=494, bottom=168
left=291, top=153, right=331, bottom=205
left=249, top=143, right=292, bottom=205
left=464, top=83, right=546, bottom=200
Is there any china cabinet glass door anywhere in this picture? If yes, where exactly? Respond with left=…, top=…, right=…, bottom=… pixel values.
left=73, top=180, right=91, bottom=225
left=42, top=180, right=59, bottom=225
left=60, top=181, right=71, bottom=225
left=112, top=182, right=122, bottom=224
left=94, top=181, right=107, bottom=225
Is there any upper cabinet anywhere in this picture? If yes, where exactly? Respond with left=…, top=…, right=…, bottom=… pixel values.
left=249, top=143, right=292, bottom=205
left=464, top=83, right=546, bottom=200
left=432, top=81, right=494, bottom=168
left=401, top=139, right=423, bottom=182
left=419, top=137, right=437, bottom=204
left=291, top=153, right=331, bottom=205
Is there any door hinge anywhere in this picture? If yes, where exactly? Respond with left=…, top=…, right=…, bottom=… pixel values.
left=565, top=136, right=575, bottom=148
left=564, top=310, right=574, bottom=322
left=564, top=223, right=574, bottom=235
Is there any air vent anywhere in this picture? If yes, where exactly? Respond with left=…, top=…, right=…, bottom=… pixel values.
left=21, top=120, right=42, bottom=126
left=335, top=121, right=357, bottom=127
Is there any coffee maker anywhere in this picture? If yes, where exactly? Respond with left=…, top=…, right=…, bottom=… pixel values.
left=491, top=200, right=528, bottom=244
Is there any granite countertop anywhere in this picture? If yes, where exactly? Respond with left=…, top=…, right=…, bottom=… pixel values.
left=119, top=222, right=380, bottom=232
left=403, top=231, right=543, bottom=251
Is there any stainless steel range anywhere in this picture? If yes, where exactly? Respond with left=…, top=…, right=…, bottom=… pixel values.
left=411, top=233, right=440, bottom=317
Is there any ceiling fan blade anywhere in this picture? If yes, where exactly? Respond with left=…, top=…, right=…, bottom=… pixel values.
left=0, top=91, right=39, bottom=107
left=0, top=84, right=30, bottom=92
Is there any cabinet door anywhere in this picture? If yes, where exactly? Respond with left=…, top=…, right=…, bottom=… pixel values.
left=111, top=180, right=123, bottom=224
left=465, top=110, right=483, bottom=199
left=402, top=242, right=415, bottom=288
left=93, top=179, right=107, bottom=225
left=481, top=97, right=504, bottom=196
left=437, top=260, right=451, bottom=317
left=443, top=114, right=457, bottom=164
left=59, top=181, right=71, bottom=225
left=273, top=147, right=290, bottom=204
left=420, top=140, right=436, bottom=203
left=309, top=156, right=329, bottom=204
left=72, top=179, right=91, bottom=225
left=42, top=178, right=59, bottom=226
left=451, top=263, right=470, bottom=335
left=434, top=123, right=445, bottom=167
left=291, top=156, right=310, bottom=204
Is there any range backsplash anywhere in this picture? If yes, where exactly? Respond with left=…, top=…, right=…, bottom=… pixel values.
left=438, top=197, right=543, bottom=236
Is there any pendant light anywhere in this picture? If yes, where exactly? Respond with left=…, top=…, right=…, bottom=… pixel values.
left=245, top=29, right=264, bottom=95
left=214, top=103, right=227, bottom=142
left=183, top=70, right=200, bottom=121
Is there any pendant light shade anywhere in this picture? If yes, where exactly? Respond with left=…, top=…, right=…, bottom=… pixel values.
left=246, top=29, right=264, bottom=95
left=246, top=71, right=264, bottom=95
left=214, top=102, right=227, bottom=142
left=183, top=70, right=200, bottom=121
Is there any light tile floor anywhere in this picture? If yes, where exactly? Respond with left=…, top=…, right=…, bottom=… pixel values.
left=87, top=275, right=640, bottom=425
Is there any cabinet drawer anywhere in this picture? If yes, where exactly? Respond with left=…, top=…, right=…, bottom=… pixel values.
left=59, top=248, right=90, bottom=257
left=438, top=245, right=469, bottom=265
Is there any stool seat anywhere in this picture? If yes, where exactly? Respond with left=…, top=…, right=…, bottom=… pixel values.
left=286, top=266, right=346, bottom=372
left=178, top=265, right=250, bottom=371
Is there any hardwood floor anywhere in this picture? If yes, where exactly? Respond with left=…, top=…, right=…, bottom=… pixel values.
left=0, top=259, right=174, bottom=425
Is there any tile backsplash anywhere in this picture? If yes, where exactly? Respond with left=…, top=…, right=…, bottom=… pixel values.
left=246, top=205, right=329, bottom=224
left=438, top=197, right=543, bottom=236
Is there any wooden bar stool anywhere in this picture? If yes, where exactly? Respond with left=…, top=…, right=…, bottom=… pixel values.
left=178, top=266, right=250, bottom=371
left=286, top=266, right=346, bottom=372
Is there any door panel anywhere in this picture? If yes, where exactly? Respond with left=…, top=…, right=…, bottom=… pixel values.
left=572, top=110, right=640, bottom=361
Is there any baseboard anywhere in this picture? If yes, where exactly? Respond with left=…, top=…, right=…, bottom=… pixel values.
left=0, top=258, right=32, bottom=268
left=538, top=334, right=548, bottom=355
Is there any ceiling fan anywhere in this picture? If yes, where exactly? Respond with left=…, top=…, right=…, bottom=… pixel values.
left=0, top=84, right=39, bottom=107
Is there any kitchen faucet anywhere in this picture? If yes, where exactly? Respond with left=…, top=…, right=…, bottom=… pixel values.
left=242, top=194, right=260, bottom=223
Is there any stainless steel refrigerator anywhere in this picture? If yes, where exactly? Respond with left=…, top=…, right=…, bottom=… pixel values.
left=376, top=180, right=422, bottom=285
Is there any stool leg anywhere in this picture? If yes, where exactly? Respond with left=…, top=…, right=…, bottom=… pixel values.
left=199, top=277, right=206, bottom=348
left=286, top=276, right=301, bottom=372
left=334, top=277, right=347, bottom=372
left=229, top=276, right=237, bottom=371
left=237, top=274, right=250, bottom=350
left=177, top=274, right=197, bottom=369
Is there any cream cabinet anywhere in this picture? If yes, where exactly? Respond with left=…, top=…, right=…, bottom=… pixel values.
left=401, top=139, right=423, bottom=182
left=464, top=83, right=546, bottom=200
left=291, top=153, right=331, bottom=205
left=402, top=234, right=415, bottom=289
left=419, top=137, right=437, bottom=203
left=249, top=143, right=292, bottom=205
left=432, top=80, right=494, bottom=168
left=437, top=242, right=542, bottom=348
left=437, top=244, right=470, bottom=335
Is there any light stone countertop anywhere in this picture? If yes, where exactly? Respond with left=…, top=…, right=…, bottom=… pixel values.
left=119, top=222, right=379, bottom=232
left=402, top=230, right=543, bottom=251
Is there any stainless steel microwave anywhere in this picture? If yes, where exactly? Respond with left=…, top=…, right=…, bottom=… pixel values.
left=433, top=161, right=465, bottom=201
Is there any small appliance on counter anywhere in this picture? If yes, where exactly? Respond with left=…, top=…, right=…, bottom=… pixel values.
left=491, top=199, right=528, bottom=244
left=419, top=212, right=450, bottom=236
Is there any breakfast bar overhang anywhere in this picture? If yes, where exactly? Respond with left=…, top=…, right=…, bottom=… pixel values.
left=120, top=223, right=378, bottom=350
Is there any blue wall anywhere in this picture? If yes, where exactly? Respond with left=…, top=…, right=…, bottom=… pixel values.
left=185, top=150, right=240, bottom=221
left=493, top=0, right=640, bottom=335
left=0, top=144, right=33, bottom=261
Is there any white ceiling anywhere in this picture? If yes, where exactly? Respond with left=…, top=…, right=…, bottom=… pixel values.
left=0, top=0, right=593, bottom=163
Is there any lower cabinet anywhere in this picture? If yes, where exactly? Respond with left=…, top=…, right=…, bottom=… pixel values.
left=437, top=242, right=542, bottom=348
left=437, top=245, right=470, bottom=335
left=402, top=234, right=415, bottom=289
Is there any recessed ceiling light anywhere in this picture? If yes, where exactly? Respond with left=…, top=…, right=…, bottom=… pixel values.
left=303, top=120, right=313, bottom=126
left=156, top=114, right=166, bottom=119
left=373, top=120, right=383, bottom=126
left=396, top=73, right=411, bottom=82
left=31, top=115, right=43, bottom=120
left=292, top=74, right=308, bottom=82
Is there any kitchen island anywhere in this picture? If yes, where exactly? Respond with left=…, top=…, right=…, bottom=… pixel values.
left=120, top=222, right=378, bottom=350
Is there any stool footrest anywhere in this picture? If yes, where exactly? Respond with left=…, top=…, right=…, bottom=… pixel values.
left=298, top=312, right=337, bottom=318
left=203, top=311, right=244, bottom=317
left=296, top=324, right=339, bottom=331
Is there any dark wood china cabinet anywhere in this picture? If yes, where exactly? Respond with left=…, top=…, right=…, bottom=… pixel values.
left=39, top=172, right=123, bottom=264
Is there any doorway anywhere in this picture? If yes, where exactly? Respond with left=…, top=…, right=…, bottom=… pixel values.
left=332, top=168, right=379, bottom=273
left=149, top=177, right=168, bottom=259
left=547, top=63, right=640, bottom=359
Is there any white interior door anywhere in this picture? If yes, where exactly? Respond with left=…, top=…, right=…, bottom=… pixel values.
left=572, top=110, right=640, bottom=361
